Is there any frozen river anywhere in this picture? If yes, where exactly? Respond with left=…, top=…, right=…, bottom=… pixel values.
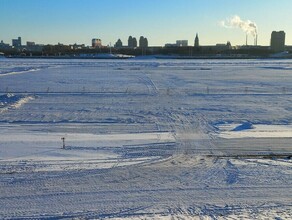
left=0, top=58, right=292, bottom=219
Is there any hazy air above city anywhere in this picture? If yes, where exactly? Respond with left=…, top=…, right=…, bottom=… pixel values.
left=0, top=0, right=291, bottom=46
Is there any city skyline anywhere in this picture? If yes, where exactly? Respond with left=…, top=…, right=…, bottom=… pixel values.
left=0, top=0, right=291, bottom=46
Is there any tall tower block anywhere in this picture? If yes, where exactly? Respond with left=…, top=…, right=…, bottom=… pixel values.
left=194, top=33, right=199, bottom=47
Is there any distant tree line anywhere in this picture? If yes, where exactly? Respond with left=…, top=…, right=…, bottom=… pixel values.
left=0, top=45, right=289, bottom=57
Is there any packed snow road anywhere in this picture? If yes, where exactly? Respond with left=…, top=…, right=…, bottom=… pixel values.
left=0, top=59, right=292, bottom=219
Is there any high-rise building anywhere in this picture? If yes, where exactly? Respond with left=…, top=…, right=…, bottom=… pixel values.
left=139, top=36, right=148, bottom=48
left=132, top=37, right=137, bottom=47
left=114, top=39, right=123, bottom=48
left=92, top=38, right=102, bottom=48
left=194, top=33, right=199, bottom=47
left=128, top=36, right=133, bottom=47
left=271, top=31, right=285, bottom=52
left=12, top=37, right=21, bottom=47
left=128, top=36, right=137, bottom=48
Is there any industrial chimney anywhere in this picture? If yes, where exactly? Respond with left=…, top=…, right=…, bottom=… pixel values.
left=254, top=34, right=258, bottom=46
left=246, top=34, right=248, bottom=46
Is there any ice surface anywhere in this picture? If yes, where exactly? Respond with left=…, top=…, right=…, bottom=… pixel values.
left=0, top=58, right=291, bottom=219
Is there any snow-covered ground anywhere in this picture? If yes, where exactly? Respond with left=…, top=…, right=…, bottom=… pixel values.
left=0, top=58, right=291, bottom=219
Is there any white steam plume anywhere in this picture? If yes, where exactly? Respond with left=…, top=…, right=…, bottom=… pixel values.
left=220, top=15, right=257, bottom=36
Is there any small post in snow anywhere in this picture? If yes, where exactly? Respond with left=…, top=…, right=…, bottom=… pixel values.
left=61, top=137, right=65, bottom=149
left=245, top=87, right=248, bottom=94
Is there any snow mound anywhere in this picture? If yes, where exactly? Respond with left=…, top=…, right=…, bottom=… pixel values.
left=216, top=123, right=292, bottom=139
left=0, top=93, right=34, bottom=113
left=0, top=67, right=41, bottom=76
left=232, top=122, right=254, bottom=131
left=0, top=93, right=21, bottom=107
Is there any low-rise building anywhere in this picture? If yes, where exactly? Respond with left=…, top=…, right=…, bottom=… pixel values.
left=70, top=44, right=86, bottom=50
left=176, top=40, right=188, bottom=47
left=0, top=40, right=11, bottom=49
left=27, top=41, right=35, bottom=46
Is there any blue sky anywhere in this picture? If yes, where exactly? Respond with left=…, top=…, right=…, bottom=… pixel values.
left=0, top=0, right=291, bottom=46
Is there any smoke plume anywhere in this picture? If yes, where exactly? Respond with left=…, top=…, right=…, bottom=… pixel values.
left=220, top=15, right=257, bottom=36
